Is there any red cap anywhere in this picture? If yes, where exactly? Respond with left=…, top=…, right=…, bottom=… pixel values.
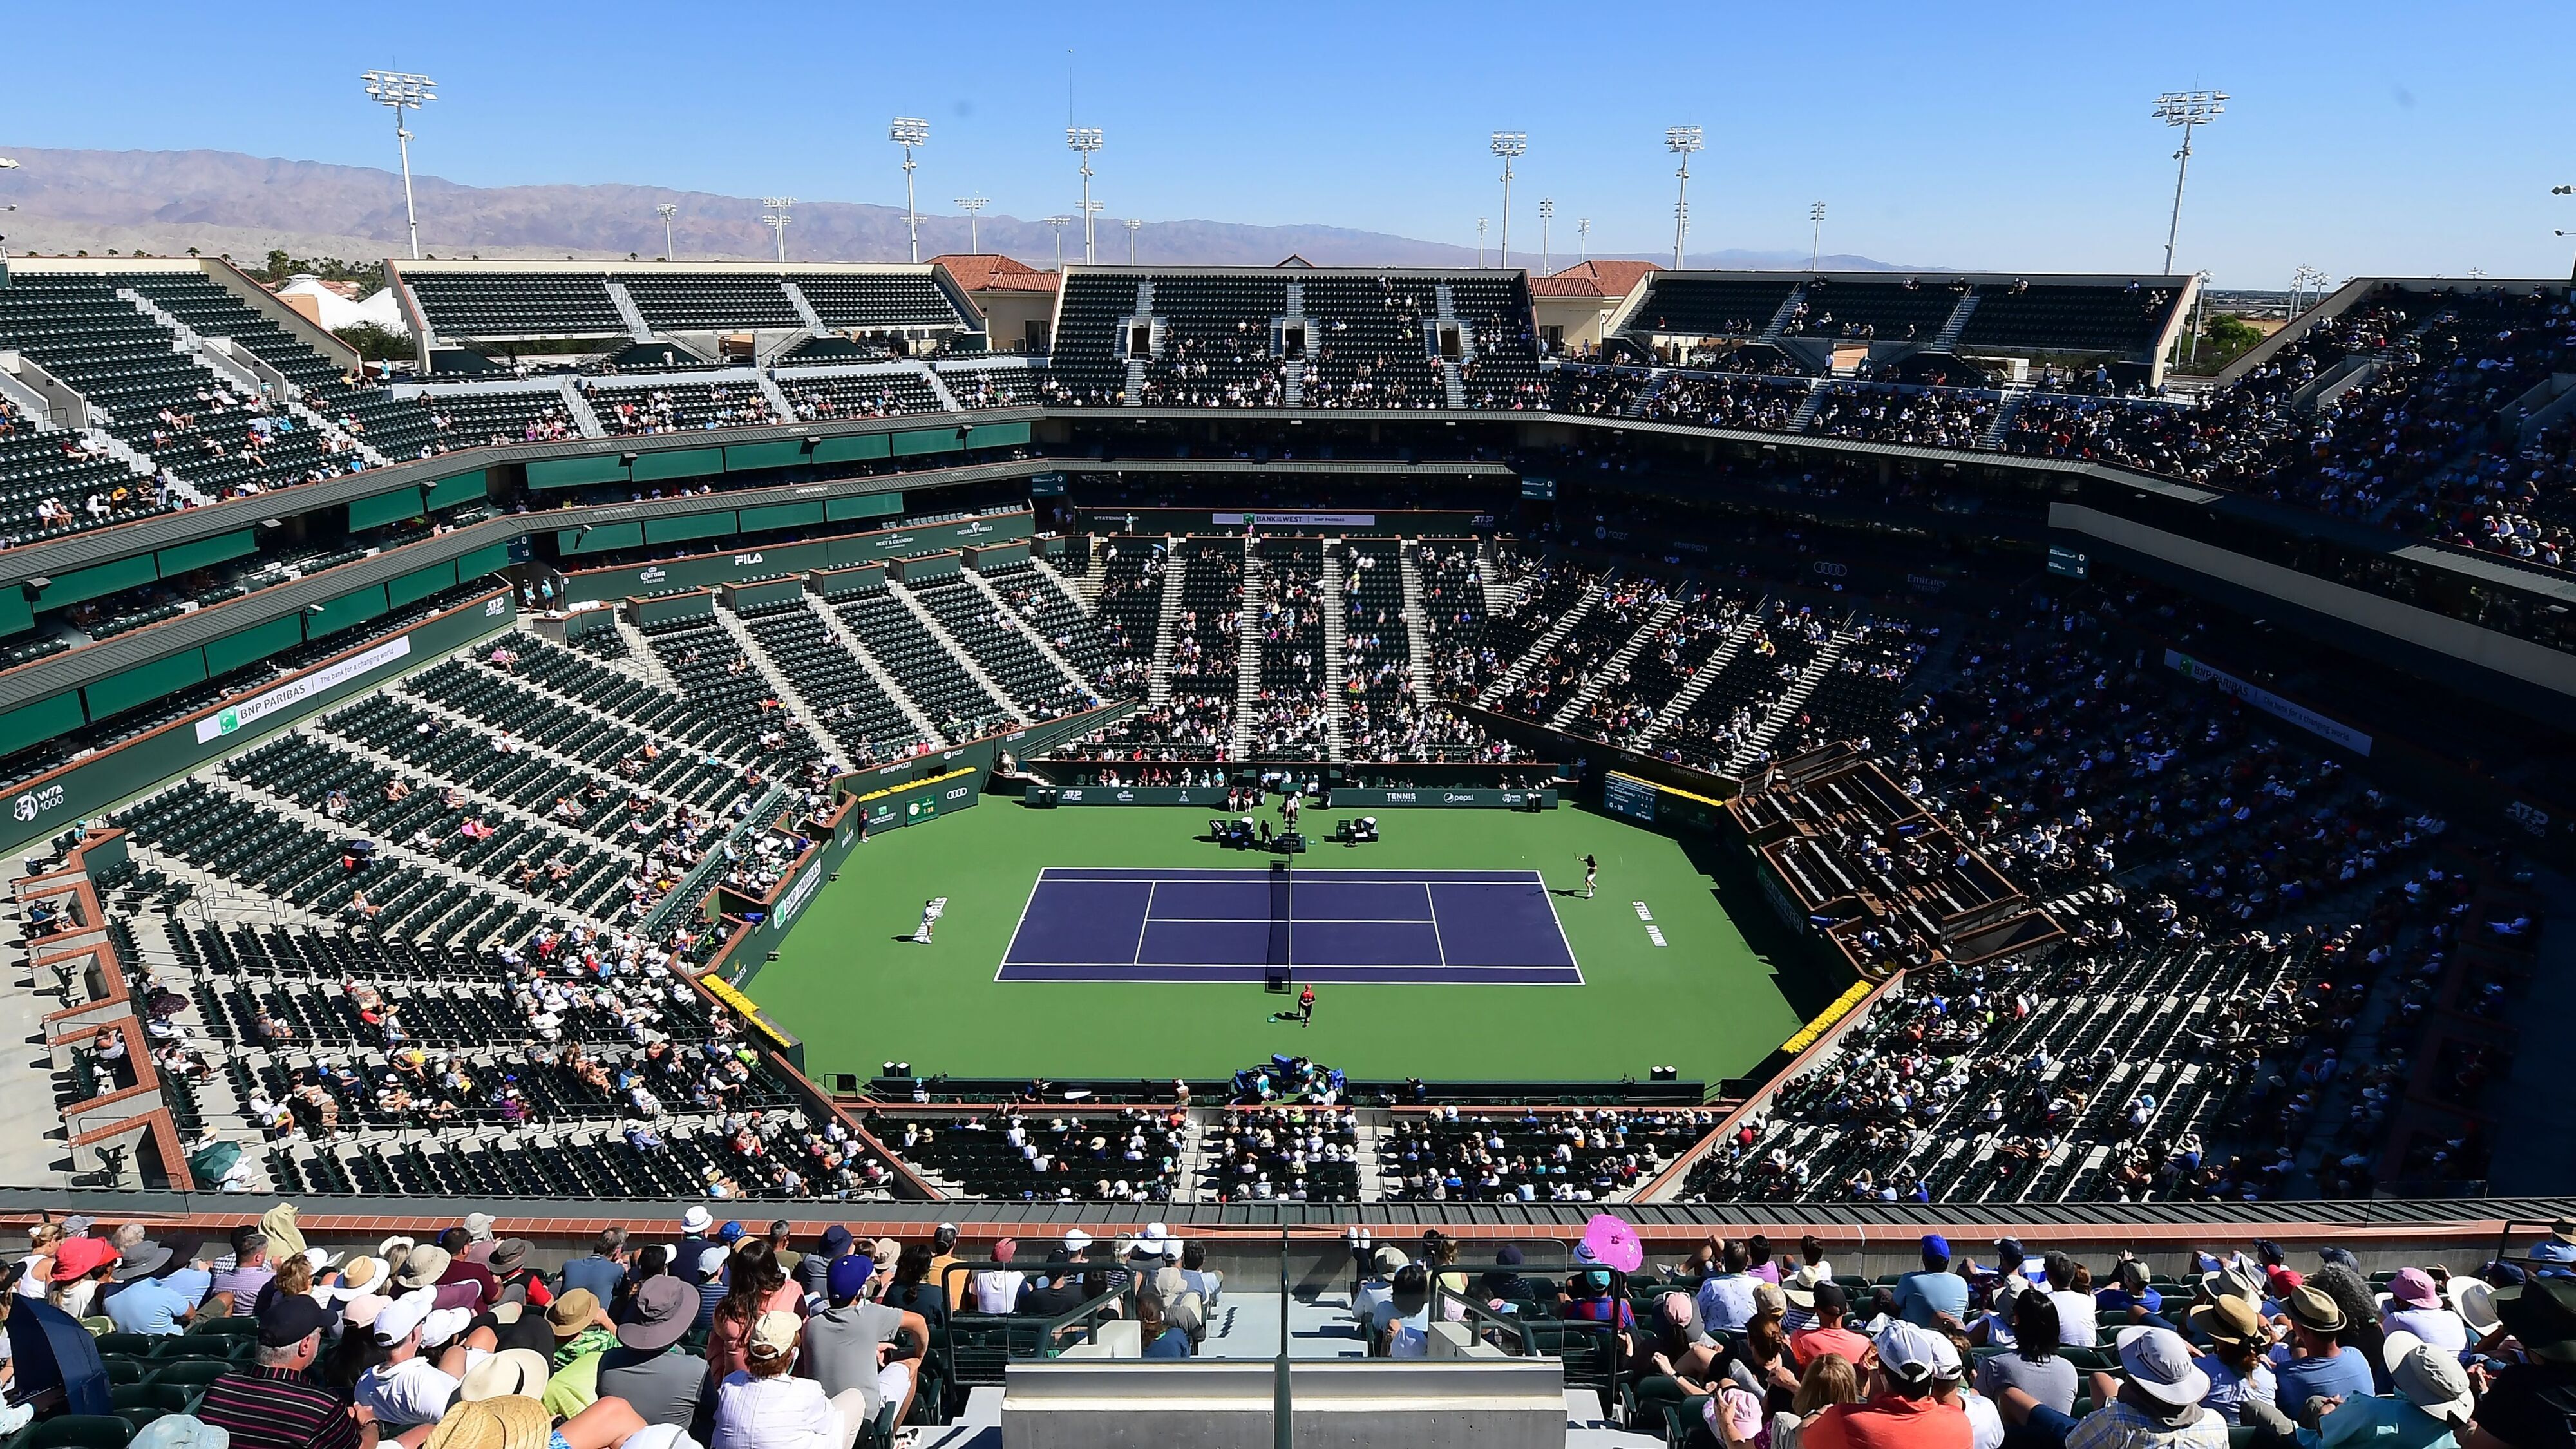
left=51, top=1237, right=117, bottom=1282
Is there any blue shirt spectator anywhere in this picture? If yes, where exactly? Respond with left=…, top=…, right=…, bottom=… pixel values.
left=1895, top=1235, right=1967, bottom=1328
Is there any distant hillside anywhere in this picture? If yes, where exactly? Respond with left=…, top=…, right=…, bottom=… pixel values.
left=0, top=146, right=1912, bottom=274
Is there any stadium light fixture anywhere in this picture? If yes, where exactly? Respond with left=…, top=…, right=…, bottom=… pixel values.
left=2152, top=90, right=2225, bottom=276
left=1045, top=215, right=1070, bottom=271
left=1476, top=217, right=1488, bottom=268
left=956, top=196, right=989, bottom=255
left=1665, top=126, right=1703, bottom=270
left=889, top=117, right=930, bottom=264
left=2557, top=187, right=2575, bottom=282
left=1809, top=201, right=1828, bottom=271
left=1067, top=127, right=1104, bottom=262
left=1537, top=198, right=1554, bottom=275
left=2289, top=263, right=2329, bottom=317
left=762, top=197, right=796, bottom=263
left=1124, top=216, right=1142, bottom=265
left=1489, top=133, right=1526, bottom=266
left=655, top=204, right=677, bottom=262
left=361, top=71, right=438, bottom=260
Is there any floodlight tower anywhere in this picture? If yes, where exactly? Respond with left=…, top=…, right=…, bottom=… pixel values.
left=1124, top=217, right=1142, bottom=264
left=1045, top=216, right=1070, bottom=271
left=2152, top=90, right=2226, bottom=276
left=1081, top=197, right=1106, bottom=261
left=2556, top=185, right=2575, bottom=283
left=762, top=198, right=795, bottom=263
left=889, top=117, right=930, bottom=263
left=1809, top=202, right=1828, bottom=270
left=1476, top=218, right=1488, bottom=267
left=655, top=204, right=677, bottom=261
left=1489, top=132, right=1526, bottom=265
left=1577, top=217, right=1590, bottom=262
left=1537, top=199, right=1554, bottom=275
left=956, top=196, right=989, bottom=255
left=2290, top=264, right=2328, bottom=317
left=1665, top=126, right=1703, bottom=271
left=361, top=71, right=438, bottom=260
left=1067, top=127, right=1104, bottom=261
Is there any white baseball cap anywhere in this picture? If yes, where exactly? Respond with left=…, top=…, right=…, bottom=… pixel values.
left=1063, top=1229, right=1093, bottom=1253
left=372, top=1287, right=439, bottom=1345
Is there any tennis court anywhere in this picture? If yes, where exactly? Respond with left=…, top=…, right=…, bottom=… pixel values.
left=996, top=866, right=1581, bottom=983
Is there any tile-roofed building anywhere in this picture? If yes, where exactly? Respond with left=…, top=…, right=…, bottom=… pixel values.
left=1530, top=259, right=1662, bottom=355
left=932, top=254, right=1061, bottom=352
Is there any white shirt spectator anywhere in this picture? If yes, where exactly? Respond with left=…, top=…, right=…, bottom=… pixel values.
left=712, top=1371, right=848, bottom=1449
left=972, top=1269, right=1026, bottom=1314
left=355, top=1358, right=462, bottom=1429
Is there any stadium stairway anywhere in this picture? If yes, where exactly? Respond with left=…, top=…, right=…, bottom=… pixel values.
left=1788, top=376, right=1831, bottom=430
left=958, top=566, right=1097, bottom=703
left=1633, top=605, right=1768, bottom=748
left=886, top=578, right=1034, bottom=726
left=1760, top=285, right=1808, bottom=343
left=915, top=363, right=964, bottom=413
left=781, top=281, right=829, bottom=335
left=611, top=618, right=685, bottom=691
left=1230, top=553, right=1267, bottom=758
left=1549, top=597, right=1681, bottom=732
left=712, top=604, right=843, bottom=762
left=557, top=379, right=609, bottom=437
left=1396, top=542, right=1436, bottom=704
left=1931, top=290, right=1982, bottom=350
left=754, top=373, right=799, bottom=422
left=1148, top=540, right=1187, bottom=707
left=806, top=595, right=949, bottom=743
left=1717, top=621, right=1852, bottom=772
left=1030, top=551, right=1099, bottom=611
left=1475, top=578, right=1602, bottom=710
left=1319, top=543, right=1351, bottom=761
left=603, top=281, right=658, bottom=344
left=1979, top=383, right=2032, bottom=450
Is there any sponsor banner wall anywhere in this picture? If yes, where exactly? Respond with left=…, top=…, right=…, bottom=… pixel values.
left=562, top=512, right=1031, bottom=603
left=1325, top=787, right=1558, bottom=810
left=2164, top=649, right=2374, bottom=756
left=0, top=592, right=516, bottom=855
left=1071, top=508, right=1488, bottom=537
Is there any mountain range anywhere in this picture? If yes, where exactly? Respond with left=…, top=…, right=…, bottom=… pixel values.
left=0, top=146, right=1907, bottom=275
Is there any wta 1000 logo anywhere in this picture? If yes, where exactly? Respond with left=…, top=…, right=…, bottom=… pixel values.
left=12, top=783, right=66, bottom=824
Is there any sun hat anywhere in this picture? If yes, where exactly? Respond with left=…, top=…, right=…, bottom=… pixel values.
left=378, top=1235, right=416, bottom=1271
left=1143, top=1223, right=1170, bottom=1242
left=2284, top=1283, right=2347, bottom=1334
left=2387, top=1267, right=2442, bottom=1310
left=1372, top=1245, right=1408, bottom=1277
left=547, top=1288, right=602, bottom=1339
left=1751, top=1283, right=1788, bottom=1319
left=486, top=1239, right=529, bottom=1275
left=2496, top=1276, right=2576, bottom=1364
left=422, top=1396, right=552, bottom=1449
left=462, top=1213, right=497, bottom=1242
left=129, top=1416, right=228, bottom=1449
left=2383, top=1331, right=2475, bottom=1425
left=2190, top=1293, right=2268, bottom=1347
left=679, top=1206, right=714, bottom=1235
left=2201, top=1264, right=2264, bottom=1302
left=339, top=1256, right=388, bottom=1293
left=746, top=1309, right=802, bottom=1361
left=2116, top=1325, right=2212, bottom=1408
left=459, top=1349, right=551, bottom=1402
left=114, top=1242, right=173, bottom=1282
left=618, top=1277, right=696, bottom=1352
left=391, top=1244, right=451, bottom=1291
left=2450, top=1276, right=2502, bottom=1337
left=1063, top=1229, right=1093, bottom=1255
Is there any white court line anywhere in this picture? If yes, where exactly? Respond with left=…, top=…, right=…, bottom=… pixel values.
left=999, top=960, right=1581, bottom=974
left=1425, top=882, right=1449, bottom=967
left=1132, top=881, right=1157, bottom=965
left=1140, top=915, right=1437, bottom=925
left=991, top=871, right=1056, bottom=983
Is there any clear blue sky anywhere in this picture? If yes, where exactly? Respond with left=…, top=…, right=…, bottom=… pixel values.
left=6, top=0, right=2573, bottom=285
